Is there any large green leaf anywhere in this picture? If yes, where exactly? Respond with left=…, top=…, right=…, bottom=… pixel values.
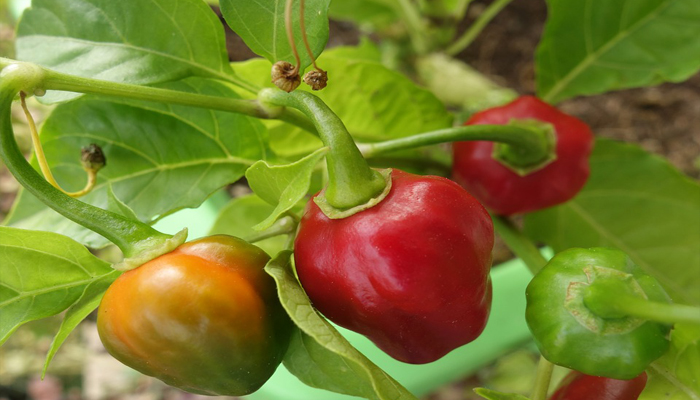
left=16, top=0, right=235, bottom=103
left=231, top=46, right=452, bottom=157
left=537, top=0, right=700, bottom=103
left=42, top=273, right=115, bottom=376
left=246, top=147, right=327, bottom=230
left=0, top=227, right=118, bottom=345
left=4, top=78, right=268, bottom=248
left=264, top=251, right=418, bottom=400
left=641, top=323, right=700, bottom=400
left=524, top=140, right=700, bottom=305
left=220, top=0, right=330, bottom=71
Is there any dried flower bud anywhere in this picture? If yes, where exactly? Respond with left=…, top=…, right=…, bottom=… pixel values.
left=303, top=69, right=328, bottom=91
left=81, top=143, right=106, bottom=172
left=271, top=61, right=301, bottom=93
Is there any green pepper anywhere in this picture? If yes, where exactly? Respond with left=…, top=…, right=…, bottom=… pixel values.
left=526, top=247, right=671, bottom=379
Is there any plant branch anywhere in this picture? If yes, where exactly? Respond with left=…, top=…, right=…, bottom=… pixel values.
left=245, top=216, right=297, bottom=243
left=530, top=356, right=555, bottom=400
left=446, top=0, right=515, bottom=56
left=492, top=216, right=548, bottom=275
left=0, top=71, right=183, bottom=264
left=0, top=58, right=317, bottom=134
left=396, top=0, right=429, bottom=53
left=357, top=124, right=551, bottom=167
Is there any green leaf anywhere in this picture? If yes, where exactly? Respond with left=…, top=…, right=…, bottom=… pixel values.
left=524, top=140, right=700, bottom=305
left=329, top=0, right=400, bottom=28
left=246, top=147, right=327, bottom=230
left=4, top=78, right=268, bottom=248
left=537, top=0, right=700, bottom=103
left=641, top=323, right=700, bottom=400
left=220, top=0, right=330, bottom=71
left=0, top=227, right=118, bottom=345
left=264, top=251, right=418, bottom=400
left=16, top=0, right=235, bottom=103
left=42, top=274, right=115, bottom=376
left=208, top=194, right=292, bottom=257
left=106, top=184, right=138, bottom=220
left=231, top=46, right=452, bottom=157
left=473, top=388, right=530, bottom=400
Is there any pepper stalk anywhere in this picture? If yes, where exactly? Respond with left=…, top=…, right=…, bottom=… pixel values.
left=0, top=62, right=186, bottom=271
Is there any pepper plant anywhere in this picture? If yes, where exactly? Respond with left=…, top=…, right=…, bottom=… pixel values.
left=0, top=0, right=699, bottom=399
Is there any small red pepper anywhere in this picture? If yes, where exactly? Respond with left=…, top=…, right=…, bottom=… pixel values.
left=549, top=371, right=648, bottom=400
left=452, top=96, right=594, bottom=215
left=294, top=169, right=494, bottom=364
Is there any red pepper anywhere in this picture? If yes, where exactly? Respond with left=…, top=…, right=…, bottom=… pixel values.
left=549, top=371, right=648, bottom=400
left=294, top=169, right=494, bottom=364
left=452, top=96, right=594, bottom=215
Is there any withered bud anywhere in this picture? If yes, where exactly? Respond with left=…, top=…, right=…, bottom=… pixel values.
left=271, top=61, right=301, bottom=93
left=303, top=69, right=328, bottom=91
left=81, top=144, right=106, bottom=171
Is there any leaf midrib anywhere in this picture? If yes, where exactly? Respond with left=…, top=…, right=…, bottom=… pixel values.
left=543, top=0, right=674, bottom=102
left=0, top=271, right=118, bottom=308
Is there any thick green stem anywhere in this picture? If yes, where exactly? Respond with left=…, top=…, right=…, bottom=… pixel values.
left=530, top=356, right=555, bottom=400
left=0, top=58, right=316, bottom=135
left=395, top=0, right=429, bottom=54
left=446, top=0, right=515, bottom=55
left=584, top=290, right=700, bottom=326
left=492, top=216, right=548, bottom=275
left=358, top=124, right=551, bottom=166
left=0, top=64, right=185, bottom=268
left=259, top=88, right=387, bottom=212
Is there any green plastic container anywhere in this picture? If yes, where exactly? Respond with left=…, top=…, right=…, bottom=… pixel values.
left=153, top=194, right=536, bottom=399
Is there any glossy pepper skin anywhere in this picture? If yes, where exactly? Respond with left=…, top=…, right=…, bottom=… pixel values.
left=549, top=371, right=648, bottom=400
left=97, top=235, right=293, bottom=396
left=526, top=248, right=671, bottom=379
left=452, top=96, right=594, bottom=215
left=294, top=169, right=494, bottom=364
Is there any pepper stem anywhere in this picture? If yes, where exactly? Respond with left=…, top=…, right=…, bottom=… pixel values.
left=258, top=88, right=387, bottom=214
left=584, top=286, right=700, bottom=326
left=358, top=123, right=553, bottom=165
left=530, top=356, right=555, bottom=400
left=0, top=65, right=185, bottom=269
left=492, top=216, right=549, bottom=275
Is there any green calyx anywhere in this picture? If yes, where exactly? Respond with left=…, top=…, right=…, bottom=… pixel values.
left=113, top=228, right=188, bottom=271
left=492, top=119, right=557, bottom=176
left=566, top=266, right=647, bottom=335
left=314, top=168, right=393, bottom=219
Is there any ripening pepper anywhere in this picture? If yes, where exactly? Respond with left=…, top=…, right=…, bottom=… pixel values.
left=294, top=169, right=494, bottom=364
left=549, top=371, right=648, bottom=400
left=452, top=96, right=594, bottom=215
left=97, top=235, right=293, bottom=396
left=526, top=248, right=671, bottom=379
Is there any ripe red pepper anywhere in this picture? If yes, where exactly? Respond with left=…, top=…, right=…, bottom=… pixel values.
left=549, top=371, right=648, bottom=400
left=452, top=96, right=594, bottom=215
left=294, top=169, right=494, bottom=364
left=97, top=235, right=293, bottom=396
